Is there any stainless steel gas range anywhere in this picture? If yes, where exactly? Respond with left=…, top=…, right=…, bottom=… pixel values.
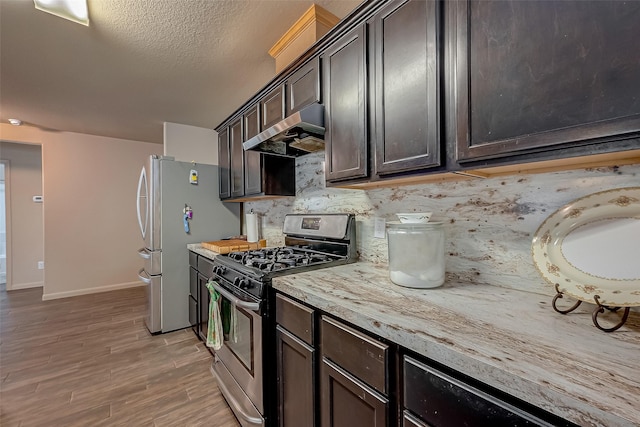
left=207, top=213, right=356, bottom=427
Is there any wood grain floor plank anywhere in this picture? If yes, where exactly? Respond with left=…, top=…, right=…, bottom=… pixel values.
left=0, top=284, right=240, bottom=426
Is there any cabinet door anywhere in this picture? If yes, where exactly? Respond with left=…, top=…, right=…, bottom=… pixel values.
left=262, top=85, right=286, bottom=129
left=287, top=57, right=321, bottom=116
left=189, top=266, right=198, bottom=298
left=218, top=127, right=231, bottom=199
left=189, top=266, right=198, bottom=336
left=188, top=296, right=198, bottom=331
left=198, top=273, right=210, bottom=343
left=320, top=358, right=388, bottom=427
left=229, top=117, right=244, bottom=198
left=276, top=326, right=316, bottom=427
left=451, top=0, right=640, bottom=162
left=372, top=0, right=441, bottom=176
left=244, top=104, right=263, bottom=196
left=323, top=24, right=368, bottom=182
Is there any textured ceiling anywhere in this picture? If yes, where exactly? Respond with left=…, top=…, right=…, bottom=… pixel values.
left=0, top=0, right=361, bottom=143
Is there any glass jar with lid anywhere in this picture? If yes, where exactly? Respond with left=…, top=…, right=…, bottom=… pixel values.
left=386, top=221, right=445, bottom=288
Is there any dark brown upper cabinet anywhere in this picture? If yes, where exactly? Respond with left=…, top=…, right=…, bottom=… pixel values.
left=216, top=0, right=639, bottom=195
left=261, top=84, right=286, bottom=129
left=243, top=104, right=262, bottom=196
left=451, top=0, right=640, bottom=163
left=286, top=57, right=321, bottom=116
left=372, top=0, right=441, bottom=176
left=323, top=0, right=443, bottom=185
left=322, top=24, right=368, bottom=182
left=217, top=127, right=231, bottom=199
left=229, top=117, right=244, bottom=199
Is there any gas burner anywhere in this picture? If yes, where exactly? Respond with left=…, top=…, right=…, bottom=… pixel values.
left=277, top=258, right=298, bottom=267
left=246, top=257, right=269, bottom=267
left=228, top=251, right=245, bottom=261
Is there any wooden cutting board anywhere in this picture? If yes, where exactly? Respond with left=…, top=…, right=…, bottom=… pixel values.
left=201, top=239, right=266, bottom=254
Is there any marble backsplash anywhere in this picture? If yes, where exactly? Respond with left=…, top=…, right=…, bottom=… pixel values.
left=245, top=152, right=639, bottom=297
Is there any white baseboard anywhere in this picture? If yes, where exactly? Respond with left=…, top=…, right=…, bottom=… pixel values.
left=11, top=281, right=44, bottom=290
left=42, top=281, right=145, bottom=301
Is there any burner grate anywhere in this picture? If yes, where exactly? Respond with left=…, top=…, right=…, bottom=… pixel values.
left=226, top=248, right=336, bottom=272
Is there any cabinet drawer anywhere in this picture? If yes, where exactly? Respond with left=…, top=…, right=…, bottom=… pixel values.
left=197, top=256, right=214, bottom=278
left=403, top=410, right=429, bottom=427
left=276, top=294, right=314, bottom=346
left=320, top=316, right=388, bottom=394
left=189, top=251, right=198, bottom=268
left=189, top=266, right=198, bottom=297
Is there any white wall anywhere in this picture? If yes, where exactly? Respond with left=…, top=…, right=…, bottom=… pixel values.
left=0, top=123, right=163, bottom=299
left=163, top=122, right=218, bottom=165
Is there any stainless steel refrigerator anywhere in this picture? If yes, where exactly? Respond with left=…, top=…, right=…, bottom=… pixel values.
left=136, top=155, right=239, bottom=334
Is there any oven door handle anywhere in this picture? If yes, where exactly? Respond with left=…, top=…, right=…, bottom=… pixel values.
left=209, top=280, right=260, bottom=312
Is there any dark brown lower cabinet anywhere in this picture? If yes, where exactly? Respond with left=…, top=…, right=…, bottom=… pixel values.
left=188, top=253, right=199, bottom=336
left=196, top=257, right=214, bottom=343
left=275, top=293, right=317, bottom=426
left=276, top=325, right=315, bottom=427
left=320, top=358, right=388, bottom=427
left=320, top=315, right=390, bottom=427
left=273, top=291, right=578, bottom=427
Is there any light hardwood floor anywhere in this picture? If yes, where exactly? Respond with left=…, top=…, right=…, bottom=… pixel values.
left=0, top=284, right=240, bottom=426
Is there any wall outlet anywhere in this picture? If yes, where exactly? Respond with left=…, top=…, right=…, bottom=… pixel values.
left=37, top=261, right=44, bottom=270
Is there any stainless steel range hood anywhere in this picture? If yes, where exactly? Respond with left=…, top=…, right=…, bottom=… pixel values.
left=242, top=103, right=325, bottom=157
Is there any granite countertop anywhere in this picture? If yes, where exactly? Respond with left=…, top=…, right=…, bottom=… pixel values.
left=272, top=262, right=640, bottom=427
left=187, top=243, right=219, bottom=260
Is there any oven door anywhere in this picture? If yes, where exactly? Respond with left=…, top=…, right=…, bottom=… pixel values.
left=208, top=278, right=264, bottom=427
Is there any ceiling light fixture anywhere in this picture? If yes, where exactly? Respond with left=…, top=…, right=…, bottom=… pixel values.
left=8, top=119, right=23, bottom=126
left=34, top=0, right=89, bottom=26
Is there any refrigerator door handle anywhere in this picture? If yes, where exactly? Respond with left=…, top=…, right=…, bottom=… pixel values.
left=136, top=167, right=148, bottom=240
left=138, top=268, right=152, bottom=284
left=138, top=247, right=151, bottom=259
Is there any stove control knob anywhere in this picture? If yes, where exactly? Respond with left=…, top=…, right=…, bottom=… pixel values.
left=239, top=279, right=252, bottom=289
